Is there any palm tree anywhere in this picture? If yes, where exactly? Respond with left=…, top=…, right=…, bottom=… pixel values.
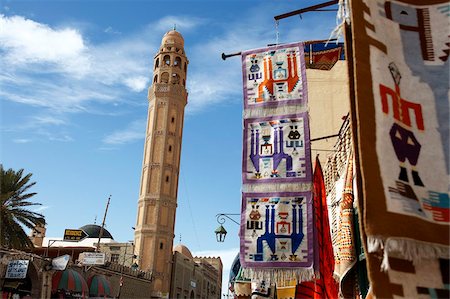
left=0, top=165, right=46, bottom=249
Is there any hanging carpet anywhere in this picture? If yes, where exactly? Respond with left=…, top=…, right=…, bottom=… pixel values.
left=348, top=0, right=450, bottom=297
left=240, top=42, right=314, bottom=283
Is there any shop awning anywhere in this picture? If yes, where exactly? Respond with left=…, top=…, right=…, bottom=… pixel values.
left=88, top=275, right=112, bottom=298
left=2, top=280, right=22, bottom=289
left=52, top=268, right=88, bottom=298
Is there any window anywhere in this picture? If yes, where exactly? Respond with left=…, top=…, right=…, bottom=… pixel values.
left=164, top=55, right=171, bottom=65
left=184, top=62, right=187, bottom=72
left=155, top=58, right=159, bottom=68
left=110, top=246, right=120, bottom=251
left=171, top=73, right=180, bottom=84
left=153, top=75, right=158, bottom=83
left=168, top=145, right=172, bottom=152
left=160, top=242, right=164, bottom=249
left=171, top=117, right=175, bottom=123
left=174, top=57, right=181, bottom=68
left=166, top=176, right=169, bottom=182
left=161, top=72, right=169, bottom=83
left=111, top=254, right=120, bottom=263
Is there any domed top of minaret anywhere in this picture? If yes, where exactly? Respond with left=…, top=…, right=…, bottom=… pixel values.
left=161, top=30, right=184, bottom=48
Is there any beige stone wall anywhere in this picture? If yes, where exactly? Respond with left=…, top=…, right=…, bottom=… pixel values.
left=99, top=242, right=136, bottom=268
left=307, top=60, right=350, bottom=166
left=170, top=253, right=222, bottom=299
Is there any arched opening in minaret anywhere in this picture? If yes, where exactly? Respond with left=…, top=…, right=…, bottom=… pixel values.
left=174, top=57, right=181, bottom=68
left=171, top=73, right=180, bottom=84
left=161, top=72, right=169, bottom=83
left=155, top=58, right=159, bottom=68
left=153, top=75, right=158, bottom=83
left=184, top=62, right=187, bottom=72
left=164, top=55, right=171, bottom=65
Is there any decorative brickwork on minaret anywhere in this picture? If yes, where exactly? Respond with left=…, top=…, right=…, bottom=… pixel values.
left=134, top=30, right=188, bottom=298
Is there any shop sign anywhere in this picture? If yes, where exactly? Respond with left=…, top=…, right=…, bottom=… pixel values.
left=63, top=229, right=88, bottom=241
left=5, top=260, right=29, bottom=279
left=79, top=252, right=106, bottom=265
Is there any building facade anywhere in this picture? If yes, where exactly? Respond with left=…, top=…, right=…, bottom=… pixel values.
left=134, top=29, right=189, bottom=298
left=170, top=244, right=222, bottom=299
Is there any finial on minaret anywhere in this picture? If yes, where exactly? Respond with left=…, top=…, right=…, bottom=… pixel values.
left=94, top=215, right=97, bottom=224
left=173, top=24, right=177, bottom=31
left=179, top=234, right=182, bottom=244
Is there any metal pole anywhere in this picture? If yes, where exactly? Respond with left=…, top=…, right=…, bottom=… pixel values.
left=96, top=195, right=111, bottom=252
left=117, top=242, right=128, bottom=299
left=274, top=0, right=338, bottom=21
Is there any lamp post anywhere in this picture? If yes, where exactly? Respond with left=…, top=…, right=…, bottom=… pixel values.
left=215, top=213, right=240, bottom=243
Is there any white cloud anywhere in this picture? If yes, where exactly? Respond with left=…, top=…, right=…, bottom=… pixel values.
left=154, top=15, right=205, bottom=32
left=124, top=76, right=149, bottom=92
left=102, top=119, right=146, bottom=145
left=33, top=116, right=66, bottom=126
left=104, top=26, right=121, bottom=35
left=0, top=14, right=153, bottom=113
left=13, top=138, right=32, bottom=144
left=0, top=14, right=91, bottom=76
left=33, top=205, right=50, bottom=213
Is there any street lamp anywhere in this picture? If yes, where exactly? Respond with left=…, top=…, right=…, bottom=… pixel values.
left=215, top=213, right=239, bottom=243
left=215, top=225, right=227, bottom=242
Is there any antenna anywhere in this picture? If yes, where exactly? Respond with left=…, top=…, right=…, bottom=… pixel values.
left=96, top=195, right=111, bottom=252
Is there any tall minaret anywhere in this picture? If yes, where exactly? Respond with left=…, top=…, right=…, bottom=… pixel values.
left=134, top=30, right=188, bottom=298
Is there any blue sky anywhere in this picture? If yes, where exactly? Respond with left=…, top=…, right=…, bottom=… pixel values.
left=0, top=0, right=338, bottom=292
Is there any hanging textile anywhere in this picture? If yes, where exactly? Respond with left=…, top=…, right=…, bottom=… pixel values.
left=334, top=153, right=356, bottom=298
left=241, top=42, right=308, bottom=112
left=240, top=42, right=314, bottom=283
left=276, top=279, right=297, bottom=299
left=348, top=0, right=450, bottom=297
left=296, top=156, right=339, bottom=299
left=304, top=42, right=345, bottom=70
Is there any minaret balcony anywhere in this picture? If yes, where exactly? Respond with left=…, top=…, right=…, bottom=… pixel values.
left=149, top=83, right=188, bottom=102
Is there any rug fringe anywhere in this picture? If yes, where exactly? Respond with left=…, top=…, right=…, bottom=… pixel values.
left=241, top=267, right=315, bottom=285
left=242, top=182, right=312, bottom=193
left=367, top=236, right=450, bottom=271
left=243, top=105, right=309, bottom=119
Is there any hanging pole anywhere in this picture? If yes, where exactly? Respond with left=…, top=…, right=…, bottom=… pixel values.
left=221, top=38, right=337, bottom=61
left=274, top=0, right=338, bottom=21
left=96, top=195, right=111, bottom=252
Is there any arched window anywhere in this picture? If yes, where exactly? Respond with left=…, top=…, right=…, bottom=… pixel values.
left=184, top=62, right=187, bottom=72
left=174, top=57, right=181, bottom=68
left=164, top=55, right=170, bottom=65
left=153, top=75, right=158, bottom=83
left=161, top=72, right=169, bottom=83
left=155, top=58, right=159, bottom=68
left=171, top=73, right=180, bottom=84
